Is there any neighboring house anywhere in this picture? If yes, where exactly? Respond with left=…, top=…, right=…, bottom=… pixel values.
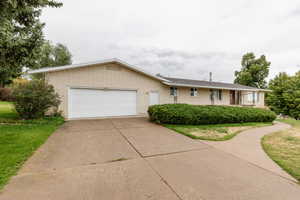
left=28, top=58, right=269, bottom=120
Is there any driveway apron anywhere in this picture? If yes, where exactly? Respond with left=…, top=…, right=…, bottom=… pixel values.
left=1, top=118, right=300, bottom=200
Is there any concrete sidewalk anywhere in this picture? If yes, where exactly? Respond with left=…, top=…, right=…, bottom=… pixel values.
left=1, top=118, right=299, bottom=200
left=202, top=122, right=295, bottom=181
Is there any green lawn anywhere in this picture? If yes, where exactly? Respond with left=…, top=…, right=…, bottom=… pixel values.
left=165, top=122, right=272, bottom=141
left=0, top=102, right=19, bottom=123
left=0, top=101, right=64, bottom=189
left=262, top=118, right=300, bottom=182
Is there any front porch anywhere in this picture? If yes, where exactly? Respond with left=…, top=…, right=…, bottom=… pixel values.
left=229, top=90, right=263, bottom=107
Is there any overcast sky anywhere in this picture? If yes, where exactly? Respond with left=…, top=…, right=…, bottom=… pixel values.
left=41, top=0, right=300, bottom=82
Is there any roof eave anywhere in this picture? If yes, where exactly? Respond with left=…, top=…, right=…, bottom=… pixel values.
left=27, top=58, right=170, bottom=83
left=163, top=82, right=270, bottom=92
left=27, top=58, right=117, bottom=74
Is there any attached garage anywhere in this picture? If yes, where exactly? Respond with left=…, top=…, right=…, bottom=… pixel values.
left=27, top=58, right=171, bottom=119
left=28, top=58, right=266, bottom=120
left=68, top=88, right=137, bottom=119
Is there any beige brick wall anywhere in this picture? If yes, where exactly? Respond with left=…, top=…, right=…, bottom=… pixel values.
left=176, top=88, right=230, bottom=105
left=45, top=63, right=173, bottom=118
left=45, top=63, right=265, bottom=118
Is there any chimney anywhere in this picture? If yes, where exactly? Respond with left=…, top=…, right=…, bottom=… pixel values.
left=209, top=72, right=212, bottom=82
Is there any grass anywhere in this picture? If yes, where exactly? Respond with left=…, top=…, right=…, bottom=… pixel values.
left=262, top=118, right=300, bottom=182
left=165, top=122, right=272, bottom=141
left=0, top=102, right=19, bottom=123
left=277, top=118, right=300, bottom=128
left=0, top=101, right=64, bottom=189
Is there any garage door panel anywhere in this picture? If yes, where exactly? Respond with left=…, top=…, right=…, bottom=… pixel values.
left=69, top=89, right=137, bottom=119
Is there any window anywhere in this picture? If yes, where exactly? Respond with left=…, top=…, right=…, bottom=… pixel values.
left=247, top=92, right=258, bottom=103
left=218, top=90, right=222, bottom=100
left=211, top=89, right=222, bottom=100
left=247, top=93, right=253, bottom=102
left=190, top=88, right=197, bottom=96
left=254, top=92, right=257, bottom=103
left=170, top=87, right=177, bottom=96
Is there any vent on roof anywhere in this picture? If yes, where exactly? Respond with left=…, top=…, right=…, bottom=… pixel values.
left=156, top=73, right=164, bottom=78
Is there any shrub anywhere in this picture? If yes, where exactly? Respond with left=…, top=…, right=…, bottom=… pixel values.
left=148, top=104, right=276, bottom=125
left=0, top=88, right=12, bottom=101
left=12, top=80, right=61, bottom=119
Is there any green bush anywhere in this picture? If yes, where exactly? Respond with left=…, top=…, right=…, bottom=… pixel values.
left=148, top=104, right=276, bottom=125
left=12, top=80, right=61, bottom=119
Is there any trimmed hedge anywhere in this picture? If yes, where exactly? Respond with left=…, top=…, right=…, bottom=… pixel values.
left=148, top=104, right=276, bottom=125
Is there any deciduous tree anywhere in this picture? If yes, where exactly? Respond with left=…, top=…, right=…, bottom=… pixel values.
left=31, top=41, right=72, bottom=79
left=234, top=53, right=270, bottom=88
left=0, top=0, right=62, bottom=87
left=266, top=72, right=291, bottom=115
left=267, top=71, right=300, bottom=119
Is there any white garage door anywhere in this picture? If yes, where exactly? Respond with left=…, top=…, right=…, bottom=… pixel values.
left=69, top=88, right=137, bottom=119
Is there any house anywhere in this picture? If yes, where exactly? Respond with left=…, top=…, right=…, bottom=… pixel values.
left=28, top=58, right=269, bottom=120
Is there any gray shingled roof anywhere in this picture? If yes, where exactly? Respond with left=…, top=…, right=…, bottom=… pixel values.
left=161, top=76, right=268, bottom=91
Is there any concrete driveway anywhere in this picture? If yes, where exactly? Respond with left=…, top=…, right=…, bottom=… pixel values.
left=1, top=118, right=300, bottom=200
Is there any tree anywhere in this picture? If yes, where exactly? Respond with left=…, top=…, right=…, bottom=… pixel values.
left=266, top=72, right=292, bottom=115
left=234, top=53, right=271, bottom=88
left=53, top=43, right=72, bottom=66
left=30, top=41, right=72, bottom=79
left=0, top=0, right=62, bottom=87
left=267, top=71, right=300, bottom=119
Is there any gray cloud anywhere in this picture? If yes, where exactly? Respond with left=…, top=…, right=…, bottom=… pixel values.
left=41, top=0, right=300, bottom=83
left=102, top=45, right=240, bottom=82
left=289, top=8, right=300, bottom=16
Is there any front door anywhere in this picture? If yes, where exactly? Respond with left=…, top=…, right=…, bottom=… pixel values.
left=230, top=90, right=235, bottom=105
left=149, top=91, right=159, bottom=106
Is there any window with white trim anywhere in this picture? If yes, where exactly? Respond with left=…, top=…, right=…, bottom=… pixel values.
left=217, top=89, right=222, bottom=100
left=247, top=92, right=258, bottom=103
left=170, top=87, right=177, bottom=96
left=211, top=89, right=222, bottom=100
left=247, top=93, right=253, bottom=101
left=190, top=88, right=197, bottom=96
